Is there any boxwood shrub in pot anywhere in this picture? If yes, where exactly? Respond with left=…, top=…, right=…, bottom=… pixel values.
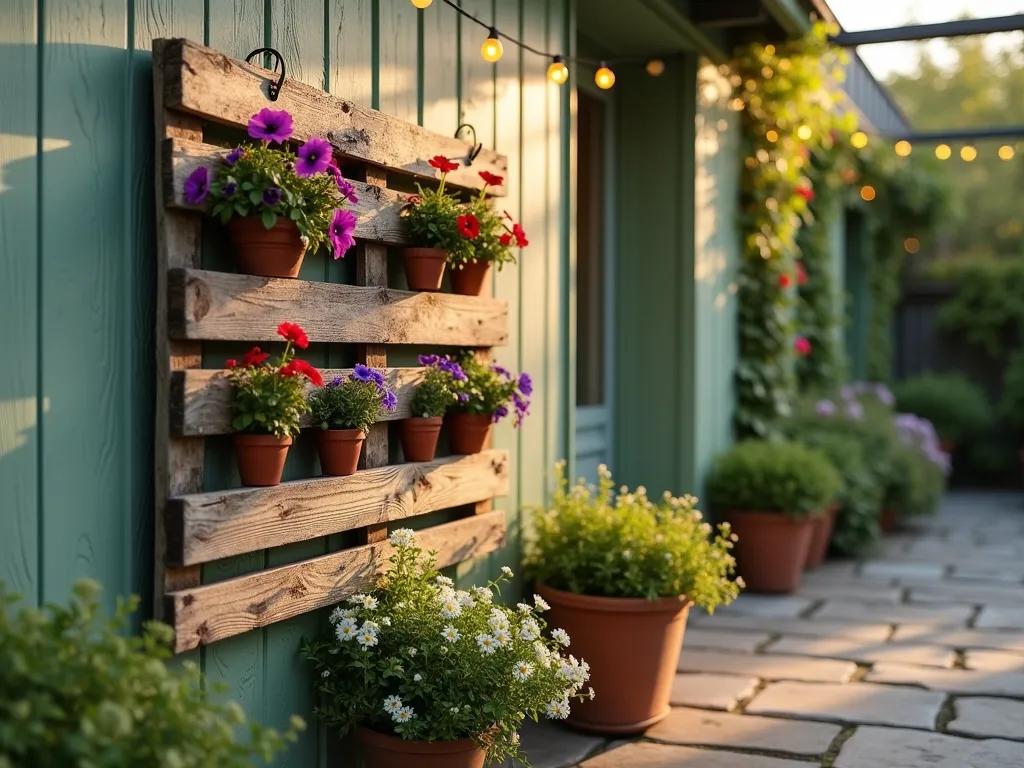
left=705, top=440, right=840, bottom=594
left=524, top=463, right=740, bottom=735
left=893, top=372, right=992, bottom=453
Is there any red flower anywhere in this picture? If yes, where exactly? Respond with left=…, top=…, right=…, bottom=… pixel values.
left=224, top=358, right=237, bottom=369
left=457, top=213, right=480, bottom=240
left=778, top=273, right=792, bottom=289
left=479, top=170, right=504, bottom=187
left=405, top=194, right=423, bottom=207
left=277, top=321, right=309, bottom=349
left=241, top=346, right=270, bottom=367
left=795, top=185, right=815, bottom=201
left=500, top=233, right=513, bottom=246
left=429, top=155, right=460, bottom=174
left=512, top=223, right=529, bottom=248
left=794, top=336, right=811, bottom=356
left=281, top=359, right=324, bottom=387
left=796, top=261, right=808, bottom=286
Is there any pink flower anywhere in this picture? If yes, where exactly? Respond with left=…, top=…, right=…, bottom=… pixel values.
left=794, top=336, right=811, bottom=356
left=329, top=208, right=358, bottom=259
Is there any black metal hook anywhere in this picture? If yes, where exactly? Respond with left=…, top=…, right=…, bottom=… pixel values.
left=245, top=47, right=286, bottom=101
left=455, top=123, right=484, bottom=166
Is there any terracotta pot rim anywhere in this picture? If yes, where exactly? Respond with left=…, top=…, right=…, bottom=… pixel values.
left=357, top=725, right=480, bottom=754
left=724, top=509, right=819, bottom=521
left=537, top=583, right=692, bottom=613
left=234, top=433, right=294, bottom=446
left=448, top=411, right=494, bottom=422
left=404, top=246, right=448, bottom=257
left=317, top=427, right=366, bottom=438
left=567, top=707, right=671, bottom=735
left=404, top=416, right=444, bottom=425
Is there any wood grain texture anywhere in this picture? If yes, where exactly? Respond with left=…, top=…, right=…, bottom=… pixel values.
left=164, top=138, right=409, bottom=244
left=328, top=0, right=372, bottom=105
left=206, top=0, right=262, bottom=58
left=162, top=38, right=507, bottom=194
left=168, top=268, right=509, bottom=346
left=271, top=0, right=325, bottom=90
left=421, top=0, right=459, bottom=134
left=378, top=0, right=418, bottom=124
left=167, top=450, right=510, bottom=565
left=168, top=510, right=507, bottom=651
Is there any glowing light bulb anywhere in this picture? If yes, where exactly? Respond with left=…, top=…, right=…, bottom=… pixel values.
left=547, top=56, right=568, bottom=85
left=595, top=63, right=615, bottom=90
left=480, top=28, right=503, bottom=63
left=935, top=144, right=951, bottom=160
left=904, top=237, right=920, bottom=254
left=895, top=140, right=912, bottom=157
left=410, top=0, right=432, bottom=7
left=999, top=145, right=1015, bottom=161
left=850, top=131, right=868, bottom=149
left=797, top=125, right=812, bottom=141
left=766, top=130, right=779, bottom=142
left=860, top=185, right=876, bottom=202
left=961, top=145, right=977, bottom=162
left=646, top=59, right=665, bottom=77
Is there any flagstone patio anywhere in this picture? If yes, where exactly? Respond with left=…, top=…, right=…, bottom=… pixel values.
left=510, top=491, right=1024, bottom=767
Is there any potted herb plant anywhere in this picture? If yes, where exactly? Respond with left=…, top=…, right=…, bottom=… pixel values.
left=447, top=172, right=528, bottom=296
left=304, top=529, right=591, bottom=768
left=705, top=440, right=841, bottom=593
left=525, top=463, right=739, bottom=734
left=401, top=354, right=467, bottom=462
left=448, top=354, right=531, bottom=454
left=226, top=321, right=322, bottom=486
left=308, top=365, right=397, bottom=477
left=183, top=108, right=358, bottom=278
left=401, top=156, right=475, bottom=291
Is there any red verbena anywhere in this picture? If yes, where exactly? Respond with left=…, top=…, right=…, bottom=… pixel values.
left=428, top=156, right=460, bottom=174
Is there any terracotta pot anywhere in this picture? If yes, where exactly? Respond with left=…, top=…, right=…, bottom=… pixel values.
left=403, top=247, right=447, bottom=291
left=805, top=504, right=839, bottom=570
left=400, top=417, right=443, bottom=462
left=358, top=726, right=485, bottom=768
left=450, top=261, right=491, bottom=296
left=234, top=434, right=292, bottom=487
left=448, top=412, right=492, bottom=455
left=316, top=428, right=365, bottom=476
left=881, top=508, right=900, bottom=534
left=726, top=511, right=814, bottom=594
left=227, top=216, right=307, bottom=278
left=537, top=583, right=691, bottom=735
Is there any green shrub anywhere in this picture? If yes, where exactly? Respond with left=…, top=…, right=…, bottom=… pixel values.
left=524, top=463, right=741, bottom=608
left=705, top=440, right=841, bottom=518
left=0, top=580, right=303, bottom=768
left=886, top=442, right=945, bottom=517
left=1001, top=348, right=1024, bottom=439
left=893, top=373, right=992, bottom=444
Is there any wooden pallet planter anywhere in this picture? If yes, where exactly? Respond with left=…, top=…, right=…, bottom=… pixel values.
left=153, top=38, right=510, bottom=653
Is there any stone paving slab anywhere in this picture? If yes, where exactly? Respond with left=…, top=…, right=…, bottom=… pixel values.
left=892, top=624, right=1024, bottom=653
left=670, top=674, right=759, bottom=711
left=867, top=661, right=1024, bottom=696
left=689, top=614, right=893, bottom=642
left=811, top=599, right=973, bottom=626
left=646, top=707, right=841, bottom=755
left=860, top=561, right=946, bottom=580
left=948, top=697, right=1024, bottom=740
left=906, top=583, right=1024, bottom=607
left=796, top=584, right=902, bottom=605
left=711, top=594, right=813, bottom=619
left=834, top=725, right=1024, bottom=767
left=907, top=540, right=1019, bottom=559
left=975, top=605, right=1024, bottom=629
left=764, top=635, right=955, bottom=667
left=678, top=649, right=857, bottom=683
left=683, top=628, right=770, bottom=654
left=950, top=564, right=1024, bottom=584
left=902, top=578, right=1024, bottom=600
left=580, top=742, right=812, bottom=768
left=964, top=648, right=1024, bottom=671
left=505, top=720, right=605, bottom=768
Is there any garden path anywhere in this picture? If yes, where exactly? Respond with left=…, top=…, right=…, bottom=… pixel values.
left=508, top=491, right=1024, bottom=767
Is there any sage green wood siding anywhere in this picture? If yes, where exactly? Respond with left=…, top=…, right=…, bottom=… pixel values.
left=831, top=206, right=848, bottom=356
left=0, top=0, right=569, bottom=763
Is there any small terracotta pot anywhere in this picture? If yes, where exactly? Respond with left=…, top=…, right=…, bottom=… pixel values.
left=450, top=261, right=491, bottom=296
left=726, top=511, right=814, bottom=594
left=805, top=504, right=839, bottom=570
left=227, top=216, right=307, bottom=278
left=537, top=583, right=691, bottom=735
left=881, top=508, right=900, bottom=533
left=403, top=247, right=447, bottom=291
left=234, top=434, right=292, bottom=487
left=316, top=428, right=365, bottom=476
left=400, top=417, right=443, bottom=462
left=358, top=726, right=485, bottom=768
left=448, top=412, right=492, bottom=455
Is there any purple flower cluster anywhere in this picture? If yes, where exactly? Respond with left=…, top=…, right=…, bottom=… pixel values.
left=418, top=354, right=467, bottom=381
left=248, top=108, right=294, bottom=144
left=814, top=397, right=861, bottom=420
left=842, top=381, right=894, bottom=407
left=894, top=412, right=950, bottom=474
left=351, top=364, right=397, bottom=412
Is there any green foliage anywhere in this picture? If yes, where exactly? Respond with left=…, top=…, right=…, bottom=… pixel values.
left=403, top=171, right=476, bottom=263
left=893, top=373, right=992, bottom=443
left=1001, top=348, right=1024, bottom=437
left=209, top=144, right=341, bottom=254
left=451, top=354, right=530, bottom=425
left=0, top=579, right=303, bottom=768
left=304, top=531, right=588, bottom=766
left=309, top=368, right=395, bottom=433
left=410, top=363, right=461, bottom=419
left=886, top=442, right=945, bottom=517
left=524, top=463, right=741, bottom=608
left=227, top=338, right=317, bottom=438
left=933, top=258, right=1024, bottom=359
left=705, top=439, right=841, bottom=518
left=454, top=193, right=523, bottom=271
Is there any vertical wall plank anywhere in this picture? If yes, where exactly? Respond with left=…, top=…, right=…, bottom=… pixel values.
left=421, top=0, right=458, bottom=132
left=272, top=0, right=326, bottom=89
left=458, top=0, right=495, bottom=151
left=207, top=0, right=264, bottom=56
left=328, top=0, right=372, bottom=104
left=378, top=0, right=418, bottom=123
left=0, top=0, right=40, bottom=602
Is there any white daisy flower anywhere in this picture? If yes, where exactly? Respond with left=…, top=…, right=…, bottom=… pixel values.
left=381, top=616, right=392, bottom=627
left=450, top=706, right=460, bottom=714
left=488, top=610, right=510, bottom=632
left=335, top=617, right=358, bottom=642
left=513, top=661, right=535, bottom=681
left=383, top=696, right=403, bottom=714
left=457, top=590, right=476, bottom=608
left=533, top=594, right=550, bottom=612
left=587, top=687, right=596, bottom=700
left=533, top=641, right=551, bottom=666
left=493, top=628, right=512, bottom=647
left=347, top=593, right=369, bottom=605
left=476, top=633, right=498, bottom=655
left=407, top=647, right=418, bottom=657
left=356, top=631, right=379, bottom=648
left=474, top=587, right=493, bottom=604
left=435, top=575, right=454, bottom=587
left=551, top=628, right=571, bottom=647
left=329, top=607, right=345, bottom=624
left=441, top=625, right=461, bottom=643
left=361, top=619, right=380, bottom=634
left=389, top=528, right=415, bottom=547
left=413, top=673, right=422, bottom=682
left=517, top=603, right=532, bottom=614
left=501, top=565, right=514, bottom=576
left=622, top=549, right=632, bottom=560
left=439, top=598, right=462, bottom=619
left=393, top=706, right=415, bottom=723
left=519, top=619, right=540, bottom=641
left=545, top=697, right=570, bottom=720
left=360, top=595, right=379, bottom=610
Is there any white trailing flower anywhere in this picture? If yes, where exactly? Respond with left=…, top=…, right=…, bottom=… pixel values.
left=389, top=528, right=415, bottom=548
left=533, top=641, right=552, bottom=666
left=356, top=630, right=379, bottom=649
left=413, top=673, right=422, bottom=682
left=518, top=619, right=540, bottom=642
left=439, top=596, right=462, bottom=619
left=450, top=706, right=460, bottom=714
left=474, top=586, right=493, bottom=604
left=383, top=696, right=403, bottom=714
left=493, top=628, right=512, bottom=647
left=347, top=593, right=369, bottom=605
left=321, top=669, right=330, bottom=678
left=501, top=565, right=514, bottom=577
left=587, top=687, right=596, bottom=700
left=457, top=590, right=476, bottom=608
left=329, top=607, right=345, bottom=624
left=381, top=616, right=392, bottom=627
left=361, top=619, right=380, bottom=634
left=393, top=706, right=415, bottom=723
left=335, top=617, right=358, bottom=642
left=441, top=624, right=461, bottom=643
left=551, top=628, right=571, bottom=647
left=488, top=609, right=510, bottom=632
left=435, top=575, right=454, bottom=587
left=358, top=595, right=379, bottom=610
left=533, top=594, right=550, bottom=612
left=476, top=633, right=498, bottom=655
left=407, top=648, right=418, bottom=657
left=559, top=655, right=591, bottom=688
left=516, top=603, right=532, bottom=614
left=512, top=661, right=535, bottom=681
left=545, top=697, right=570, bottom=720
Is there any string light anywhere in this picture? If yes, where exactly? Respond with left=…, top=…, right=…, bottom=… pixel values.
left=480, top=28, right=503, bottom=63
left=796, top=125, right=812, bottom=141
left=410, top=0, right=432, bottom=7
left=904, top=237, right=920, bottom=254
left=547, top=56, right=568, bottom=85
left=766, top=129, right=779, bottom=142
left=895, top=140, right=912, bottom=157
left=860, top=185, right=876, bottom=201
left=595, top=62, right=615, bottom=90
left=935, top=144, right=951, bottom=160
left=999, top=145, right=1015, bottom=160
left=851, top=131, right=868, bottom=149
left=961, top=145, right=977, bottom=162
left=646, top=59, right=665, bottom=77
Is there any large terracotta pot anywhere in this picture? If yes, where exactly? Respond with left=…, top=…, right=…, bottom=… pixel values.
left=726, top=511, right=814, bottom=594
left=227, top=216, right=307, bottom=278
left=358, top=726, right=485, bottom=768
left=403, top=247, right=447, bottom=291
left=450, top=260, right=491, bottom=296
left=805, top=504, right=839, bottom=570
left=400, top=417, right=443, bottom=462
left=881, top=508, right=900, bottom=533
left=234, top=434, right=292, bottom=487
left=316, top=428, right=365, bottom=476
left=537, top=583, right=691, bottom=735
left=448, top=412, right=492, bottom=455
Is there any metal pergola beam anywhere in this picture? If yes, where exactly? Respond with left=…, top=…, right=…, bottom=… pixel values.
left=832, top=14, right=1024, bottom=46
left=897, top=127, right=1024, bottom=142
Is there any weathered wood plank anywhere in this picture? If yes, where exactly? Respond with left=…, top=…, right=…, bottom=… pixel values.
left=163, top=138, right=410, bottom=245
left=161, top=37, right=507, bottom=195
left=171, top=367, right=425, bottom=436
left=167, top=510, right=507, bottom=651
left=168, top=268, right=509, bottom=346
left=167, top=450, right=509, bottom=566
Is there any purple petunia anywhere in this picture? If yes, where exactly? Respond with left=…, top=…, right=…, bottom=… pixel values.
left=846, top=401, right=864, bottom=420
left=815, top=399, right=836, bottom=417
left=518, top=372, right=533, bottom=397
left=262, top=186, right=282, bottom=207
left=329, top=208, right=358, bottom=260
left=369, top=369, right=386, bottom=389
left=352, top=364, right=373, bottom=382
left=296, top=137, right=333, bottom=177
left=223, top=182, right=237, bottom=197
left=248, top=108, right=294, bottom=144
left=491, top=364, right=513, bottom=379
left=457, top=392, right=470, bottom=403
left=382, top=390, right=398, bottom=412
left=225, top=147, right=244, bottom=166
left=440, top=359, right=467, bottom=381
left=184, top=166, right=209, bottom=205
left=336, top=177, right=359, bottom=204
left=493, top=405, right=509, bottom=423
left=329, top=377, right=344, bottom=388
left=418, top=354, right=440, bottom=367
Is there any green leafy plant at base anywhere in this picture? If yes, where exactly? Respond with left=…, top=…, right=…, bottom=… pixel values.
left=451, top=354, right=531, bottom=426
left=1001, top=348, right=1024, bottom=440
left=304, top=530, right=590, bottom=766
left=705, top=439, right=841, bottom=518
left=308, top=365, right=397, bottom=433
left=932, top=258, right=1024, bottom=360
left=409, top=355, right=466, bottom=418
left=893, top=372, right=992, bottom=444
left=402, top=156, right=475, bottom=263
left=454, top=171, right=528, bottom=271
left=0, top=579, right=304, bottom=768
left=524, top=462, right=741, bottom=608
